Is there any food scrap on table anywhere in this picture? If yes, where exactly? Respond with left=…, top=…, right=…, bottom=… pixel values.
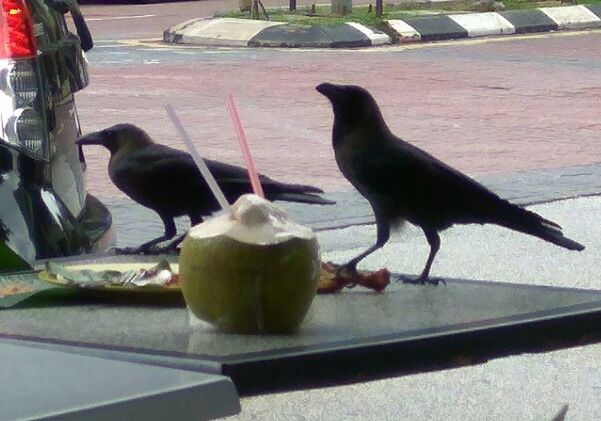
left=40, top=259, right=389, bottom=295
left=318, top=261, right=390, bottom=294
left=43, top=259, right=179, bottom=288
left=0, top=283, right=35, bottom=298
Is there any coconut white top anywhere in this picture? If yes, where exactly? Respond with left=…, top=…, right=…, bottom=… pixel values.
left=188, top=194, right=316, bottom=245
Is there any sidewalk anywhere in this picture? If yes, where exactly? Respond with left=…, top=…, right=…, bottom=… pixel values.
left=163, top=4, right=601, bottom=48
left=257, top=195, right=599, bottom=421
left=40, top=177, right=601, bottom=421
left=104, top=163, right=601, bottom=250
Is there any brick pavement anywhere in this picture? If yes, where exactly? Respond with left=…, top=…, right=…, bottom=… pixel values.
left=78, top=32, right=601, bottom=201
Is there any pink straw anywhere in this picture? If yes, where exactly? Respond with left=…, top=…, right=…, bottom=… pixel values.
left=226, top=93, right=265, bottom=198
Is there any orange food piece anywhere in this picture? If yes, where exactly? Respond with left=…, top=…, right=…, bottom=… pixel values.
left=317, top=261, right=390, bottom=294
left=358, top=268, right=391, bottom=292
left=165, top=273, right=180, bottom=287
left=317, top=261, right=347, bottom=294
left=0, top=283, right=34, bottom=298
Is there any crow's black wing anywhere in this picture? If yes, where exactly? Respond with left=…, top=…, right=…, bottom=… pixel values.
left=206, top=159, right=333, bottom=204
left=348, top=133, right=526, bottom=228
left=115, top=145, right=332, bottom=210
left=110, top=144, right=214, bottom=215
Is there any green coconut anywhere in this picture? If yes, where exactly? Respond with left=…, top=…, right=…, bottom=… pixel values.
left=179, top=194, right=320, bottom=334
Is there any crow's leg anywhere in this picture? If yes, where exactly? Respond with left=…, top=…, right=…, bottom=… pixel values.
left=115, top=216, right=177, bottom=255
left=148, top=234, right=186, bottom=254
left=403, top=229, right=444, bottom=285
left=189, top=213, right=203, bottom=226
left=338, top=217, right=390, bottom=287
left=149, top=213, right=204, bottom=254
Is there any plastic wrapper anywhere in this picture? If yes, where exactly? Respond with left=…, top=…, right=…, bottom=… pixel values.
left=179, top=194, right=320, bottom=334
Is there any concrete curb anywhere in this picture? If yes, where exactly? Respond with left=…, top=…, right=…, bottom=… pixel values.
left=163, top=5, right=601, bottom=48
left=387, top=5, right=601, bottom=43
left=164, top=17, right=390, bottom=48
left=163, top=17, right=286, bottom=47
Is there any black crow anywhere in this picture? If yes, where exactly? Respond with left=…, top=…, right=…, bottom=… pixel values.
left=77, top=123, right=334, bottom=254
left=317, top=83, right=584, bottom=285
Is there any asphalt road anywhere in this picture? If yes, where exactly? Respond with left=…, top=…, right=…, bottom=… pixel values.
left=79, top=0, right=231, bottom=40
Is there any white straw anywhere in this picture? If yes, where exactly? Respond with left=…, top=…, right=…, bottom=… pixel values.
left=164, top=104, right=232, bottom=214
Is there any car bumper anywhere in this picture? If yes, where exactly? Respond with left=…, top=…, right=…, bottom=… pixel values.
left=0, top=188, right=114, bottom=273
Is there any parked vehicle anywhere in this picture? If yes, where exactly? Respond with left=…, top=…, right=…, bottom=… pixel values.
left=0, top=0, right=114, bottom=272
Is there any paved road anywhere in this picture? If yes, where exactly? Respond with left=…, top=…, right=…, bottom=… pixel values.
left=76, top=28, right=601, bottom=200
left=80, top=0, right=231, bottom=40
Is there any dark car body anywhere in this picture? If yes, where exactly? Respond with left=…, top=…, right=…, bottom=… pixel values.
left=0, top=0, right=113, bottom=272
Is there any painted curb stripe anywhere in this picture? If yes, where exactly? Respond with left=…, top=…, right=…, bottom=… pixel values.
left=345, top=22, right=391, bottom=45
left=403, top=15, right=468, bottom=41
left=499, top=9, right=558, bottom=34
left=388, top=6, right=601, bottom=43
left=449, top=12, right=515, bottom=37
left=165, top=5, right=601, bottom=48
left=248, top=24, right=372, bottom=48
left=539, top=5, right=601, bottom=30
left=387, top=20, right=421, bottom=42
left=165, top=17, right=285, bottom=47
left=248, top=25, right=338, bottom=48
left=587, top=5, right=601, bottom=19
left=320, top=24, right=374, bottom=47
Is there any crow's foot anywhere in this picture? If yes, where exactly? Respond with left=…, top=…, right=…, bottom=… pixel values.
left=402, top=275, right=446, bottom=286
left=115, top=247, right=158, bottom=255
left=114, top=246, right=145, bottom=255
left=113, top=237, right=181, bottom=255
left=335, top=263, right=360, bottom=288
left=146, top=243, right=180, bottom=255
left=113, top=244, right=166, bottom=255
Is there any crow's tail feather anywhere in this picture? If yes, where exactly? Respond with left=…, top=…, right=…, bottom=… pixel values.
left=221, top=178, right=334, bottom=205
left=271, top=192, right=336, bottom=205
left=260, top=178, right=325, bottom=194
left=492, top=201, right=584, bottom=251
left=263, top=179, right=335, bottom=205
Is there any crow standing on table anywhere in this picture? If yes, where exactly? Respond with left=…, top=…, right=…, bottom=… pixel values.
left=77, top=123, right=334, bottom=254
left=316, top=83, right=584, bottom=285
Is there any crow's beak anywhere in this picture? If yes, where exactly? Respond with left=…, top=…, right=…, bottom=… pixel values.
left=76, top=132, right=105, bottom=146
left=316, top=83, right=343, bottom=100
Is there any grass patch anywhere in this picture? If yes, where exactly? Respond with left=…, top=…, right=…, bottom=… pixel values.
left=218, top=0, right=601, bottom=27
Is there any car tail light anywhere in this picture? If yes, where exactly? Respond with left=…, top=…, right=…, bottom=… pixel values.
left=6, top=106, right=44, bottom=153
left=4, top=60, right=37, bottom=104
left=0, top=0, right=37, bottom=59
left=0, top=0, right=47, bottom=160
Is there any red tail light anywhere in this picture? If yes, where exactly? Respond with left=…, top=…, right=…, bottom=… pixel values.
left=0, top=0, right=37, bottom=59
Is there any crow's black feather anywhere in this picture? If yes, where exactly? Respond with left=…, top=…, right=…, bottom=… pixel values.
left=317, top=83, right=583, bottom=284
left=77, top=123, right=334, bottom=254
